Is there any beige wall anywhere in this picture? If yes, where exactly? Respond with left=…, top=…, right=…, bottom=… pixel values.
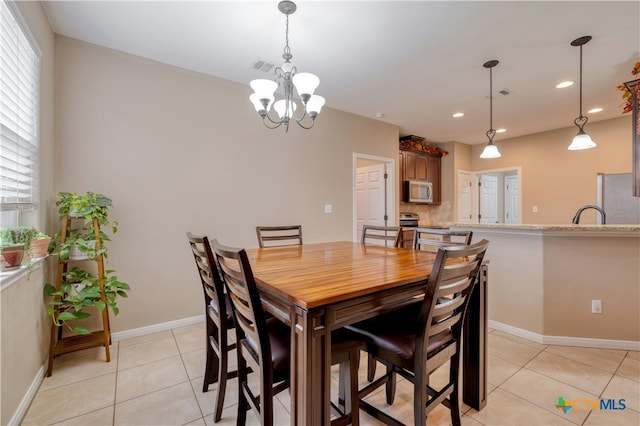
left=1, top=2, right=55, bottom=425
left=54, top=36, right=400, bottom=333
left=470, top=117, right=632, bottom=224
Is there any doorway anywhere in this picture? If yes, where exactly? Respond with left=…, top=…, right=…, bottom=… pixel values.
left=457, top=167, right=521, bottom=224
left=353, top=153, right=396, bottom=242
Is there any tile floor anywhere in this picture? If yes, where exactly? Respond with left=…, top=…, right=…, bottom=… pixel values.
left=22, top=324, right=639, bottom=425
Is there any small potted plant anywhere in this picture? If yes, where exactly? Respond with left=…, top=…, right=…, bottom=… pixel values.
left=0, top=228, right=25, bottom=271
left=30, top=232, right=53, bottom=258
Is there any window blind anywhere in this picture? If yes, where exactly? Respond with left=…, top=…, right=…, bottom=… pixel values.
left=0, top=0, right=40, bottom=210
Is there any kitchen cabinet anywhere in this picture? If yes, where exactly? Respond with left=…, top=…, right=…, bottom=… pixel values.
left=399, top=228, right=416, bottom=249
left=400, top=150, right=441, bottom=204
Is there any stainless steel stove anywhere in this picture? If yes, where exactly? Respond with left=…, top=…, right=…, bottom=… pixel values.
left=399, top=212, right=419, bottom=227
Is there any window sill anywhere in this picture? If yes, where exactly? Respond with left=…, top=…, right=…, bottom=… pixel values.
left=0, top=257, right=46, bottom=292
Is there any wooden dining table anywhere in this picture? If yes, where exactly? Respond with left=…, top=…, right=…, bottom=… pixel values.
left=245, top=241, right=487, bottom=426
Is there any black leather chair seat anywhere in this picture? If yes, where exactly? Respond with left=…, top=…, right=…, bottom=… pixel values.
left=346, top=303, right=453, bottom=362
left=244, top=317, right=291, bottom=378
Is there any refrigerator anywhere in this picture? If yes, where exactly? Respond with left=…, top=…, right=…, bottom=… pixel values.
left=596, top=173, right=640, bottom=224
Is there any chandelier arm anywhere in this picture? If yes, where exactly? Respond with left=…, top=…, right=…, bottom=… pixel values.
left=262, top=114, right=286, bottom=129
left=295, top=119, right=316, bottom=130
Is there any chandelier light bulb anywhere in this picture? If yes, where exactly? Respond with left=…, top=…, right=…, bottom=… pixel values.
left=292, top=72, right=320, bottom=98
left=250, top=79, right=278, bottom=99
left=274, top=99, right=297, bottom=119
left=306, top=95, right=325, bottom=116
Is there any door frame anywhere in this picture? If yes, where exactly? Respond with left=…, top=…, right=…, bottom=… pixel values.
left=457, top=166, right=522, bottom=224
left=352, top=153, right=396, bottom=242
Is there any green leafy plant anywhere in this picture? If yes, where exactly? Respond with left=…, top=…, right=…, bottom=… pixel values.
left=44, top=268, right=130, bottom=335
left=55, top=192, right=118, bottom=234
left=46, top=191, right=130, bottom=335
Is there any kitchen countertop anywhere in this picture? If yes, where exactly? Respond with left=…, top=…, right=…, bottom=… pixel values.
left=444, top=223, right=640, bottom=234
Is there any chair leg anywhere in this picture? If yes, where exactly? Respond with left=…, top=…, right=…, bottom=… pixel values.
left=212, top=343, right=228, bottom=422
left=202, top=342, right=219, bottom=392
left=366, top=354, right=376, bottom=382
left=385, top=364, right=396, bottom=405
left=449, top=355, right=462, bottom=426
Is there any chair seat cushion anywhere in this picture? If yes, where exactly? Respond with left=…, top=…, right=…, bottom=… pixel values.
left=345, top=303, right=452, bottom=361
left=265, top=317, right=291, bottom=376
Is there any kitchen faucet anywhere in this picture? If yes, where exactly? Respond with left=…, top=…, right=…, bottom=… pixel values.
left=572, top=205, right=606, bottom=224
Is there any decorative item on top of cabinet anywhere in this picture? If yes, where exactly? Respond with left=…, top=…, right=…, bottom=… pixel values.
left=399, top=135, right=444, bottom=204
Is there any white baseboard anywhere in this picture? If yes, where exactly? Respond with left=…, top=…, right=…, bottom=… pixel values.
left=111, top=315, right=205, bottom=342
left=489, top=320, right=640, bottom=351
left=9, top=365, right=45, bottom=426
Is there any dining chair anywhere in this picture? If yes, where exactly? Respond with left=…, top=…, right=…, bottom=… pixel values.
left=186, top=233, right=237, bottom=423
left=211, top=239, right=363, bottom=426
left=360, top=225, right=402, bottom=247
left=360, top=224, right=401, bottom=383
left=255, top=225, right=303, bottom=248
left=413, top=227, right=473, bottom=252
left=346, top=239, right=489, bottom=426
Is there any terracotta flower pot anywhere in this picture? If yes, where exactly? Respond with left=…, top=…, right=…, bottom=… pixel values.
left=1, top=245, right=25, bottom=271
left=30, top=237, right=52, bottom=258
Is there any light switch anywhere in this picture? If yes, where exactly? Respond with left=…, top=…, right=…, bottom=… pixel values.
left=324, top=204, right=333, bottom=213
left=532, top=206, right=538, bottom=213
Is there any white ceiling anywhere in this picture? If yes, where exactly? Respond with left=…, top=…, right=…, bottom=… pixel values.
left=41, top=1, right=640, bottom=145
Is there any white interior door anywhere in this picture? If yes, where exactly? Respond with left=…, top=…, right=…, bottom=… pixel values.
left=457, top=171, right=474, bottom=223
left=356, top=163, right=385, bottom=241
left=505, top=175, right=520, bottom=224
left=480, top=175, right=498, bottom=223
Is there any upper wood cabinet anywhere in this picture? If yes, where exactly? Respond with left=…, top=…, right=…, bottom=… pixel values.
left=400, top=150, right=441, bottom=204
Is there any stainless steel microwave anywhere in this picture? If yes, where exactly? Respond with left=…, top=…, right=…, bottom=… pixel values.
left=405, top=180, right=433, bottom=203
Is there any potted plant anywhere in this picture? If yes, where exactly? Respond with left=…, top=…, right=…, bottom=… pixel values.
left=44, top=268, right=130, bottom=335
left=0, top=227, right=26, bottom=270
left=30, top=232, right=53, bottom=258
left=46, top=191, right=130, bottom=336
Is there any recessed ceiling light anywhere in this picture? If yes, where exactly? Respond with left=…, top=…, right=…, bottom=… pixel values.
left=452, top=112, right=464, bottom=118
left=374, top=112, right=385, bottom=118
left=556, top=81, right=574, bottom=88
left=588, top=107, right=603, bottom=113
left=496, top=128, right=506, bottom=133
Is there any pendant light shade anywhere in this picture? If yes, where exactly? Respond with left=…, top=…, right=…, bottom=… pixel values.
left=480, top=60, right=501, bottom=159
left=568, top=36, right=596, bottom=150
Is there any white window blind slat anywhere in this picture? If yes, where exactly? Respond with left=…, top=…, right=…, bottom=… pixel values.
left=0, top=0, right=39, bottom=209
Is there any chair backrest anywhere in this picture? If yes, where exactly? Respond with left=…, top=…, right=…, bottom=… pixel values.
left=361, top=225, right=401, bottom=247
left=416, top=239, right=489, bottom=363
left=210, top=239, right=274, bottom=384
left=256, top=225, right=303, bottom=248
left=413, top=227, right=472, bottom=252
left=186, top=232, right=228, bottom=320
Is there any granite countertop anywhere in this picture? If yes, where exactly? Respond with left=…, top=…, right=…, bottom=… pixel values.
left=443, top=223, right=640, bottom=232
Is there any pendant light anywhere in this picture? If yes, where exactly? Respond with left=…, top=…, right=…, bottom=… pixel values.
left=249, top=1, right=325, bottom=132
left=568, top=36, right=596, bottom=150
left=480, top=60, right=501, bottom=159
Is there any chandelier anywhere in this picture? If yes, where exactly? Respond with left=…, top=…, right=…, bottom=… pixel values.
left=480, top=60, right=502, bottom=159
left=249, top=1, right=325, bottom=132
left=568, top=35, right=596, bottom=150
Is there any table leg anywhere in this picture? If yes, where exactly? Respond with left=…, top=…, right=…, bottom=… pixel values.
left=462, top=263, right=488, bottom=410
left=290, top=306, right=331, bottom=426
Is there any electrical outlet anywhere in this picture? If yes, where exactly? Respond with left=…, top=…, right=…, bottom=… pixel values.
left=591, top=299, right=602, bottom=314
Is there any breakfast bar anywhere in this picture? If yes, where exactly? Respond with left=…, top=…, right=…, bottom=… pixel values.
left=449, top=224, right=640, bottom=348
